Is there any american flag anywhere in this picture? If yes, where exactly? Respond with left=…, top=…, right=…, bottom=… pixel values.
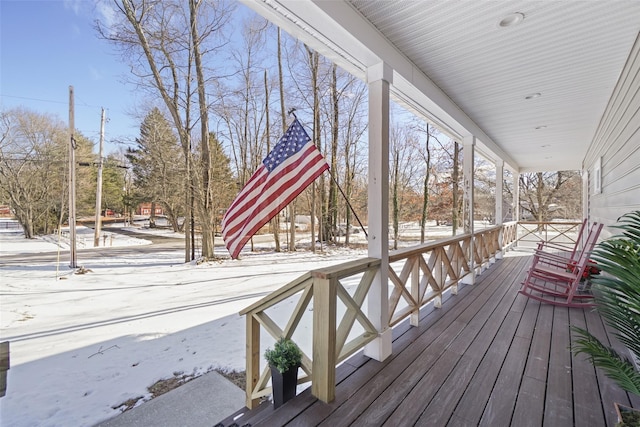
left=221, top=119, right=329, bottom=259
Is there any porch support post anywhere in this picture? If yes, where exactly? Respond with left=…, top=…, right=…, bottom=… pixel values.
left=495, top=159, right=504, bottom=259
left=364, top=62, right=392, bottom=362
left=461, top=135, right=476, bottom=285
left=245, top=314, right=260, bottom=409
left=312, top=274, right=337, bottom=403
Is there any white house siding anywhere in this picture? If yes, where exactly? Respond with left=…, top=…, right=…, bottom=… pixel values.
left=584, top=32, right=640, bottom=238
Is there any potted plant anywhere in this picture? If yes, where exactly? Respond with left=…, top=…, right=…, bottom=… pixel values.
left=616, top=402, right=640, bottom=427
left=567, top=258, right=601, bottom=292
left=264, top=337, right=302, bottom=408
left=571, top=211, right=640, bottom=425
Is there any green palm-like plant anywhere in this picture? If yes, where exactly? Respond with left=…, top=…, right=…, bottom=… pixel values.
left=572, top=211, right=640, bottom=395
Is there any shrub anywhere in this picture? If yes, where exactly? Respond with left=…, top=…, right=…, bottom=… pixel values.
left=264, top=338, right=302, bottom=374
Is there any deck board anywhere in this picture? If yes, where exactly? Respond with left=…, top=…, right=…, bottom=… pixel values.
left=545, top=307, right=573, bottom=426
left=218, top=253, right=636, bottom=427
left=569, top=308, right=607, bottom=426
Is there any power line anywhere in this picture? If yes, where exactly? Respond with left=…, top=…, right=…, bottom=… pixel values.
left=0, top=94, right=105, bottom=110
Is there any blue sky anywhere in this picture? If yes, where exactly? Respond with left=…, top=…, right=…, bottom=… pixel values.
left=1, top=1, right=156, bottom=154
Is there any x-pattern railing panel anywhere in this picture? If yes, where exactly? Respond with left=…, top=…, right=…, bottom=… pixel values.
left=241, top=225, right=514, bottom=408
left=240, top=258, right=381, bottom=407
left=516, top=221, right=582, bottom=249
left=388, top=232, right=484, bottom=325
left=335, top=269, right=379, bottom=362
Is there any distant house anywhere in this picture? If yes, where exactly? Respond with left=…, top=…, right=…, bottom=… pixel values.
left=136, top=203, right=164, bottom=217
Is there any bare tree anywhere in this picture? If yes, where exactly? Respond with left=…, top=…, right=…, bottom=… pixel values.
left=338, top=78, right=367, bottom=245
left=474, top=156, right=497, bottom=225
left=0, top=108, right=93, bottom=237
left=275, top=28, right=298, bottom=251
left=264, top=68, right=280, bottom=251
left=307, top=47, right=320, bottom=251
left=419, top=126, right=431, bottom=243
left=189, top=0, right=216, bottom=258
left=389, top=123, right=421, bottom=249
left=97, top=0, right=235, bottom=260
left=217, top=15, right=271, bottom=254
left=519, top=171, right=581, bottom=222
left=326, top=63, right=339, bottom=241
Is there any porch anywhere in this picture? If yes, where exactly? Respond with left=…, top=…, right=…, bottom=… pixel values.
left=220, top=251, right=638, bottom=426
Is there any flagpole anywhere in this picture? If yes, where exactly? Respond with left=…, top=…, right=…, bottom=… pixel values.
left=288, top=109, right=368, bottom=239
left=329, top=173, right=368, bottom=239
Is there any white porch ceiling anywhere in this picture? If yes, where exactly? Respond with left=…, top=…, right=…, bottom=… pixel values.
left=241, top=0, right=640, bottom=173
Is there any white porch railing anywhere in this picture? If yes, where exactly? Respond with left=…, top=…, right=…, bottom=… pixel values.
left=512, top=220, right=584, bottom=249
left=239, top=221, right=580, bottom=408
left=239, top=225, right=509, bottom=408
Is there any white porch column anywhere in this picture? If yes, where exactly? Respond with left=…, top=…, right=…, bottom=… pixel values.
left=495, top=159, right=504, bottom=259
left=513, top=171, right=520, bottom=222
left=462, top=135, right=476, bottom=284
left=513, top=170, right=520, bottom=247
left=495, top=159, right=504, bottom=225
left=364, top=62, right=392, bottom=362
left=582, top=170, right=589, bottom=222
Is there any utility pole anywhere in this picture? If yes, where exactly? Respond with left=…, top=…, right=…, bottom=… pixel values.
left=68, top=86, right=77, bottom=268
left=94, top=108, right=106, bottom=247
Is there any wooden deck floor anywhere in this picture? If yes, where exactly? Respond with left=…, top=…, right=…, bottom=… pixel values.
left=220, top=252, right=639, bottom=427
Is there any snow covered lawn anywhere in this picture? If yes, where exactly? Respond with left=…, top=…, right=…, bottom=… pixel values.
left=0, top=224, right=365, bottom=427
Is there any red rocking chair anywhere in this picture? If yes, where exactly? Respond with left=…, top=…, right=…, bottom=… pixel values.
left=519, top=222, right=603, bottom=307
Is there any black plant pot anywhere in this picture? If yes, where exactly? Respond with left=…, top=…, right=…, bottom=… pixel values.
left=270, top=364, right=298, bottom=409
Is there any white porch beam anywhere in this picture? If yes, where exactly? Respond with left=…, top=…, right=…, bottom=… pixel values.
left=364, top=62, right=392, bottom=362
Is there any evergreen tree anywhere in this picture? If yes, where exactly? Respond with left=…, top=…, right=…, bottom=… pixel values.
left=126, top=108, right=185, bottom=232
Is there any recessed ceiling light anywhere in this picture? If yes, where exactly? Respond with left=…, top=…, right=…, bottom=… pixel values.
left=536, top=126, right=548, bottom=130
left=541, top=144, right=551, bottom=147
left=499, top=12, right=525, bottom=27
left=525, top=92, right=542, bottom=100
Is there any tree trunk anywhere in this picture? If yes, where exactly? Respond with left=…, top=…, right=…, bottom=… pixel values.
left=265, top=69, right=280, bottom=252
left=190, top=0, right=214, bottom=259
left=308, top=48, right=320, bottom=252
left=150, top=201, right=156, bottom=228
left=328, top=64, right=339, bottom=242
left=184, top=149, right=192, bottom=262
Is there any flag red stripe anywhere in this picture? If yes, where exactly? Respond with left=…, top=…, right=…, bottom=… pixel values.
left=220, top=166, right=268, bottom=229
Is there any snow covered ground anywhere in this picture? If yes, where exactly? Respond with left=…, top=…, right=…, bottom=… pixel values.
left=0, top=221, right=367, bottom=427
